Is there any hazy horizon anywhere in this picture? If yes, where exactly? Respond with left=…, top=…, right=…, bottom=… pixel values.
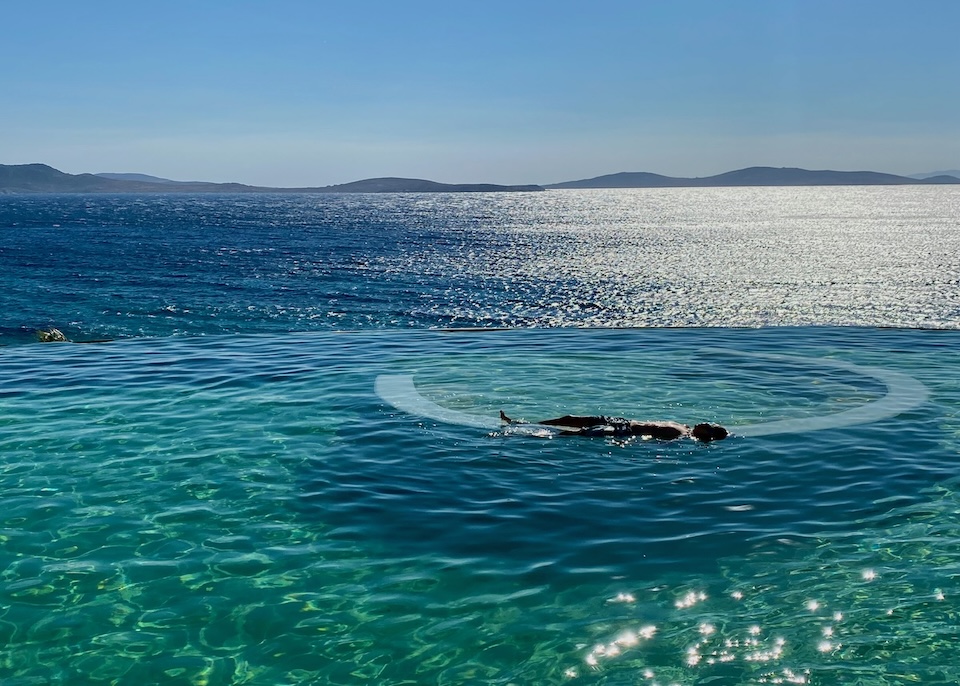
left=3, top=1, right=958, bottom=187
left=85, top=165, right=960, bottom=187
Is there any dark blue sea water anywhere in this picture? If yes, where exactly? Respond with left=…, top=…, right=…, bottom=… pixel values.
left=2, top=189, right=959, bottom=684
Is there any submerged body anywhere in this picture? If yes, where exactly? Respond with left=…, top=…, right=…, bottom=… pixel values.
left=499, top=411, right=729, bottom=442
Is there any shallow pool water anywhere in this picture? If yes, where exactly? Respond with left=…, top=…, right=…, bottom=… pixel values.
left=1, top=326, right=959, bottom=684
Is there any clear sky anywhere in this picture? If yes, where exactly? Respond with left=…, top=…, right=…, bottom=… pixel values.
left=2, top=0, right=958, bottom=186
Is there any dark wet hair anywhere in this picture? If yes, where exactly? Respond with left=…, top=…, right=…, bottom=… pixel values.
left=692, top=423, right=729, bottom=442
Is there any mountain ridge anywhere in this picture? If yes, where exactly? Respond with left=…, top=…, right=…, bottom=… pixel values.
left=909, top=169, right=960, bottom=180
left=0, top=164, right=542, bottom=194
left=2, top=163, right=959, bottom=194
left=546, top=166, right=960, bottom=189
left=95, top=172, right=179, bottom=184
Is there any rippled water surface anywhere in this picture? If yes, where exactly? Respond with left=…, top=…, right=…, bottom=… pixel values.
left=1, top=187, right=958, bottom=344
left=1, top=190, right=960, bottom=684
left=1, top=328, right=959, bottom=684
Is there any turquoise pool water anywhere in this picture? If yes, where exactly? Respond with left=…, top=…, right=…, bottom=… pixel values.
left=2, top=326, right=959, bottom=684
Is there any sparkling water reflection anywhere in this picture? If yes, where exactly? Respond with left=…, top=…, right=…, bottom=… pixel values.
left=565, top=479, right=960, bottom=684
left=2, top=187, right=959, bottom=345
left=1, top=327, right=959, bottom=683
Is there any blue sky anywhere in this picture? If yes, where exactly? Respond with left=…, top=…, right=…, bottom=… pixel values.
left=2, top=0, right=958, bottom=185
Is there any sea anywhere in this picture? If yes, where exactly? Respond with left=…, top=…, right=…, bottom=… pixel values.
left=1, top=186, right=959, bottom=684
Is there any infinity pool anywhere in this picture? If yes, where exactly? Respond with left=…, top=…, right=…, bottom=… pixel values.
left=1, top=327, right=958, bottom=684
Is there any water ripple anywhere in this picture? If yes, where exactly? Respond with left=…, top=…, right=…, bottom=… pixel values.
left=0, top=327, right=958, bottom=683
left=3, top=188, right=959, bottom=345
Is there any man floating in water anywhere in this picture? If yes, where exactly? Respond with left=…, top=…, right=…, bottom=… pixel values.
left=499, top=411, right=729, bottom=442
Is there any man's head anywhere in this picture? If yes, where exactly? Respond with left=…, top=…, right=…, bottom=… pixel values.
left=692, top=423, right=729, bottom=442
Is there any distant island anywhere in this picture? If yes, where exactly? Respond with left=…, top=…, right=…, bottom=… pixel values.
left=910, top=169, right=960, bottom=180
left=1, top=163, right=958, bottom=194
left=0, top=164, right=542, bottom=194
left=313, top=177, right=544, bottom=193
left=547, top=167, right=960, bottom=189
